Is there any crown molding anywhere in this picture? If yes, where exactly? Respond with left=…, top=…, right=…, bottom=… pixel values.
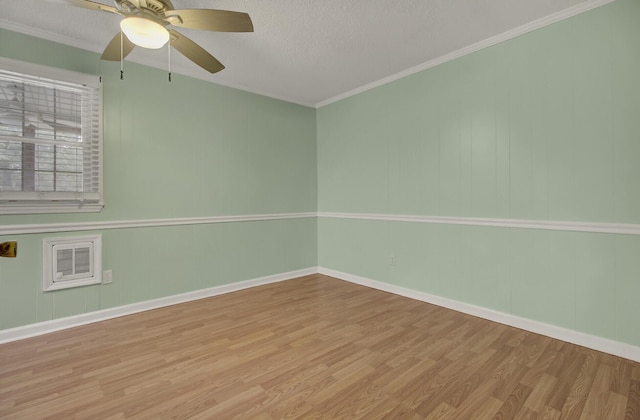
left=314, top=0, right=618, bottom=108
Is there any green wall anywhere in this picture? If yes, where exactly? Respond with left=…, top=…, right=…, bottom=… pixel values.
left=317, top=0, right=640, bottom=346
left=0, top=29, right=317, bottom=329
left=2, top=0, right=639, bottom=351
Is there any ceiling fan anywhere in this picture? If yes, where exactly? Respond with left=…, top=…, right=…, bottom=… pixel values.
left=55, top=0, right=254, bottom=74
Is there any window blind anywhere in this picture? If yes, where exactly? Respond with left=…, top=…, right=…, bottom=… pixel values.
left=0, top=58, right=103, bottom=213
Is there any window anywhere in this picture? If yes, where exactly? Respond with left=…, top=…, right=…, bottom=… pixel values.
left=43, top=235, right=102, bottom=291
left=0, top=57, right=103, bottom=214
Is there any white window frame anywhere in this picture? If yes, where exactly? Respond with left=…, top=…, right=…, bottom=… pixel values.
left=43, top=235, right=102, bottom=292
left=0, top=57, right=103, bottom=214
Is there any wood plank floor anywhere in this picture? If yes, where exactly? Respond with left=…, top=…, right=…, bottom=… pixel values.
left=1, top=274, right=639, bottom=419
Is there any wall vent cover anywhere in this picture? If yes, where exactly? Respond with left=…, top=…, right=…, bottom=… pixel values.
left=43, top=235, right=102, bottom=291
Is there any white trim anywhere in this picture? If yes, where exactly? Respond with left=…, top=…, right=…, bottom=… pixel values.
left=318, top=267, right=640, bottom=363
left=0, top=267, right=317, bottom=344
left=318, top=212, right=640, bottom=236
left=4, top=212, right=640, bottom=236
left=0, top=212, right=316, bottom=235
left=315, top=0, right=617, bottom=108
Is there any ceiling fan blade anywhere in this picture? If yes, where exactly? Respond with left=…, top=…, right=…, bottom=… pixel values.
left=168, top=30, right=225, bottom=74
left=101, top=32, right=135, bottom=61
left=49, top=0, right=120, bottom=14
left=164, top=9, right=253, bottom=32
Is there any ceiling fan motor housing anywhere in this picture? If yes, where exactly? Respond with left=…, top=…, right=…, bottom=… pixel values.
left=120, top=0, right=172, bottom=16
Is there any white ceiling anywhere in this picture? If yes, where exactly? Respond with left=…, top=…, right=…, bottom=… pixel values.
left=0, top=0, right=612, bottom=107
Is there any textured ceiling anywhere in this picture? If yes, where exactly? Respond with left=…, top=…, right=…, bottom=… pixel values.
left=0, top=0, right=611, bottom=107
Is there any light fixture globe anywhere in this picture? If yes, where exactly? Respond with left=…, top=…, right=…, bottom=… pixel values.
left=120, top=16, right=169, bottom=49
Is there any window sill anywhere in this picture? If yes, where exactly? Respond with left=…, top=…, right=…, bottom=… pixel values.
left=0, top=203, right=104, bottom=215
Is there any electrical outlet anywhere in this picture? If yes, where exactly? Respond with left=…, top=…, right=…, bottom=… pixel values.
left=390, top=256, right=397, bottom=266
left=102, top=269, right=113, bottom=284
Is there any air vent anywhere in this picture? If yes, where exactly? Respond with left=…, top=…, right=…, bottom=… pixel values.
left=43, top=235, right=102, bottom=291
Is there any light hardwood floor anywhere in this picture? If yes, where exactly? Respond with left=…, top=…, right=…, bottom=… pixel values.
left=1, top=274, right=639, bottom=419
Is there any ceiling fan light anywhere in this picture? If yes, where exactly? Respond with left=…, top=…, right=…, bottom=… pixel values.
left=120, top=16, right=169, bottom=49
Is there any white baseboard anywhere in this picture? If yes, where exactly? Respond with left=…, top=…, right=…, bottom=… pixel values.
left=318, top=267, right=640, bottom=363
left=0, top=267, right=318, bottom=345
left=4, top=265, right=639, bottom=364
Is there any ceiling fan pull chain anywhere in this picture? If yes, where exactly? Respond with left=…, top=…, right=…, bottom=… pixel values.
left=120, top=31, right=124, bottom=80
left=97, top=56, right=102, bottom=84
left=168, top=38, right=172, bottom=82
